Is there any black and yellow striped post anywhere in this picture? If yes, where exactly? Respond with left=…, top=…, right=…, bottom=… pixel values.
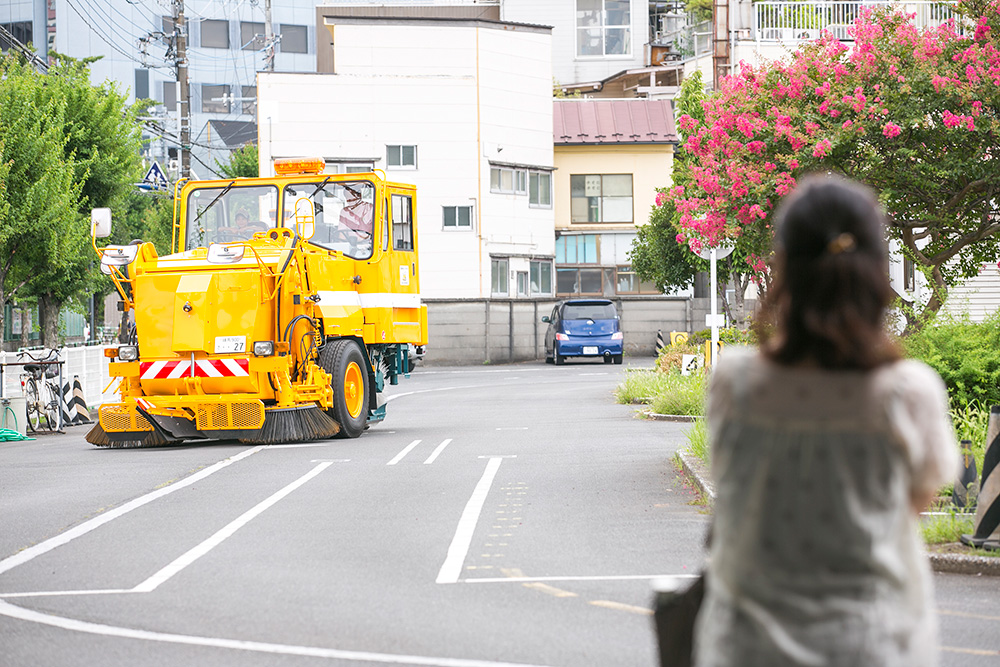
left=961, top=406, right=1000, bottom=548
left=655, top=330, right=666, bottom=355
left=953, top=439, right=978, bottom=509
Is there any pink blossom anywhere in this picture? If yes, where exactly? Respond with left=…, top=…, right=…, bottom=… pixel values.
left=812, top=139, right=833, bottom=158
left=882, top=122, right=902, bottom=138
left=655, top=192, right=668, bottom=207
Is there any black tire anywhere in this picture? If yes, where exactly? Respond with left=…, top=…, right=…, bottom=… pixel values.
left=43, top=383, right=59, bottom=429
left=554, top=353, right=564, bottom=365
left=604, top=355, right=613, bottom=364
left=613, top=354, right=623, bottom=365
left=318, top=339, right=370, bottom=439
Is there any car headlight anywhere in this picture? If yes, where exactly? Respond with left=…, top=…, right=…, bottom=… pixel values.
left=117, top=345, right=139, bottom=361
left=253, top=341, right=275, bottom=357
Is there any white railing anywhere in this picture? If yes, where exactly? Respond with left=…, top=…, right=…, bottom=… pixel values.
left=1, top=345, right=114, bottom=421
left=655, top=19, right=713, bottom=61
left=754, top=1, right=961, bottom=42
left=320, top=0, right=498, bottom=5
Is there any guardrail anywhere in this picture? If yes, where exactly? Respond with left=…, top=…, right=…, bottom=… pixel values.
left=754, top=1, right=961, bottom=42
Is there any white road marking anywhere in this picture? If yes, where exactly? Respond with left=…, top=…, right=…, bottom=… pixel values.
left=437, top=457, right=505, bottom=584
left=578, top=373, right=608, bottom=377
left=133, top=462, right=333, bottom=593
left=423, top=439, right=453, bottom=465
left=495, top=428, right=527, bottom=431
left=387, top=439, right=421, bottom=465
left=0, top=446, right=265, bottom=577
left=463, top=574, right=700, bottom=584
left=0, top=599, right=555, bottom=667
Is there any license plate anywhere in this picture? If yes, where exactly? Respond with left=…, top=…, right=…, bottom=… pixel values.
left=214, top=336, right=247, bottom=353
left=583, top=346, right=599, bottom=355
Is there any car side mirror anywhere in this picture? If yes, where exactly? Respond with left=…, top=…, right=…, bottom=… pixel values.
left=541, top=316, right=550, bottom=323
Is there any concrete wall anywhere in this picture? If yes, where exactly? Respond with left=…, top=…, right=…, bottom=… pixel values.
left=422, top=296, right=709, bottom=364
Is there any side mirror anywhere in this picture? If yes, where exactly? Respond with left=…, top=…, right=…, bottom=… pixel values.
left=92, top=208, right=112, bottom=238
left=541, top=316, right=550, bottom=323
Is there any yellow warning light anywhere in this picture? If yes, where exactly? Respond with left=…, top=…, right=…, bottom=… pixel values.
left=274, top=157, right=325, bottom=175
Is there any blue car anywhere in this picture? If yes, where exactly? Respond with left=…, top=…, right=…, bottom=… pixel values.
left=543, top=299, right=623, bottom=365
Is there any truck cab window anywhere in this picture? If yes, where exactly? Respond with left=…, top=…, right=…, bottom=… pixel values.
left=391, top=194, right=413, bottom=251
left=184, top=184, right=277, bottom=250
left=284, top=180, right=374, bottom=260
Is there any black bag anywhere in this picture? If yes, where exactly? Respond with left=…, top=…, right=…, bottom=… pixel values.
left=652, top=573, right=706, bottom=667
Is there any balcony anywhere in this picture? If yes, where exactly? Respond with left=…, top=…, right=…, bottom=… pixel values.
left=754, top=1, right=963, bottom=43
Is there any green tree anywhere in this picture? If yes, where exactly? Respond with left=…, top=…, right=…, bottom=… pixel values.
left=216, top=143, right=259, bottom=179
left=0, top=52, right=143, bottom=347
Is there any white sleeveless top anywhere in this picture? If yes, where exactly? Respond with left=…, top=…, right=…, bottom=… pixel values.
left=694, top=348, right=958, bottom=667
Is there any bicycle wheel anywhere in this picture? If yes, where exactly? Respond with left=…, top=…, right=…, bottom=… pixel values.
left=43, top=382, right=60, bottom=430
left=23, top=377, right=46, bottom=432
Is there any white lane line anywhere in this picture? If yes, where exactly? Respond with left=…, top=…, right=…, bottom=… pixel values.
left=387, top=439, right=421, bottom=465
left=0, top=599, right=555, bottom=667
left=423, top=439, right=453, bottom=465
left=132, top=462, right=333, bottom=593
left=463, top=574, right=700, bottom=584
left=1, top=589, right=135, bottom=599
left=495, top=428, right=527, bottom=431
left=436, top=457, right=505, bottom=585
left=0, top=446, right=265, bottom=577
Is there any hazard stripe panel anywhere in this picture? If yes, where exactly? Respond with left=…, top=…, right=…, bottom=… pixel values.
left=139, top=359, right=250, bottom=380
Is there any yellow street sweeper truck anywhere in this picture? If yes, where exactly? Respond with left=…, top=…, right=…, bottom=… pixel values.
left=87, top=158, right=427, bottom=447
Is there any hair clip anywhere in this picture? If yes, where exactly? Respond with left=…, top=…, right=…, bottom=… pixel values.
left=827, top=233, right=856, bottom=255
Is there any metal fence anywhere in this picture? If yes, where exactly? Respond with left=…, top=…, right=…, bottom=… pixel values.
left=1, top=345, right=113, bottom=416
left=754, top=1, right=961, bottom=42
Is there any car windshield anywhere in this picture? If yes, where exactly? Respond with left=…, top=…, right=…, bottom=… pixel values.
left=284, top=180, right=375, bottom=260
left=184, top=184, right=278, bottom=250
left=562, top=303, right=617, bottom=320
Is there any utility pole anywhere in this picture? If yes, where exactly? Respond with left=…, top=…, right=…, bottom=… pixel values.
left=175, top=0, right=191, bottom=178
left=264, top=0, right=275, bottom=72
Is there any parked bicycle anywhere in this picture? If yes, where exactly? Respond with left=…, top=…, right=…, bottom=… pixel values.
left=18, top=349, right=62, bottom=432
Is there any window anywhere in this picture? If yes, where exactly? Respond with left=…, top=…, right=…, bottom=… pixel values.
left=162, top=81, right=177, bottom=111
left=202, top=84, right=230, bottom=113
left=280, top=24, right=308, bottom=53
left=184, top=184, right=277, bottom=250
left=529, top=171, right=552, bottom=207
left=491, top=258, right=509, bottom=295
left=490, top=167, right=515, bottom=193
left=556, top=235, right=599, bottom=264
left=241, top=85, right=256, bottom=115
left=570, top=174, right=632, bottom=223
left=285, top=180, right=374, bottom=260
left=576, top=0, right=631, bottom=57
left=903, top=256, right=915, bottom=291
left=616, top=266, right=659, bottom=294
left=323, top=162, right=374, bottom=174
left=134, top=69, right=149, bottom=100
left=517, top=272, right=529, bottom=297
left=387, top=145, right=417, bottom=169
left=391, top=194, right=414, bottom=251
left=443, top=205, right=473, bottom=230
left=557, top=267, right=604, bottom=295
left=515, top=170, right=527, bottom=194
left=0, top=22, right=32, bottom=52
left=240, top=21, right=264, bottom=50
left=200, top=19, right=230, bottom=49
left=530, top=260, right=553, bottom=295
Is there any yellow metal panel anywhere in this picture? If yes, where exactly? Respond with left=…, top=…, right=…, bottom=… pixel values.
left=108, top=361, right=140, bottom=377
left=173, top=273, right=213, bottom=352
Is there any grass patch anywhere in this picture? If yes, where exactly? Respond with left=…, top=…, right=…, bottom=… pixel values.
left=920, top=511, right=976, bottom=545
left=685, top=417, right=709, bottom=466
left=615, top=369, right=683, bottom=404
left=649, top=371, right=707, bottom=416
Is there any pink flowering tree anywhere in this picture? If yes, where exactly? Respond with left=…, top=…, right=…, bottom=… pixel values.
left=669, top=0, right=1000, bottom=332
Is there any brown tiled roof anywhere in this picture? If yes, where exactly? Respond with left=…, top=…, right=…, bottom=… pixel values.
left=553, top=98, right=678, bottom=145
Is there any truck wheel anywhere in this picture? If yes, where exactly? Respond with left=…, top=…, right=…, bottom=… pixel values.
left=318, top=339, right=370, bottom=439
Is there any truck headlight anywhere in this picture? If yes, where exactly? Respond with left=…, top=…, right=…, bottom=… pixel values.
left=253, top=341, right=275, bottom=357
left=117, top=345, right=139, bottom=361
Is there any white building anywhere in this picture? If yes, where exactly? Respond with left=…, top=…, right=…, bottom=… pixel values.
left=258, top=17, right=555, bottom=300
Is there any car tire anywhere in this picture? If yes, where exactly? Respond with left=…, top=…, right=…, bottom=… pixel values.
left=318, top=338, right=370, bottom=439
left=613, top=354, right=623, bottom=365
left=554, top=353, right=564, bottom=365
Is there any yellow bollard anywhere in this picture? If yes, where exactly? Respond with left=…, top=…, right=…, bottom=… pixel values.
left=704, top=340, right=724, bottom=367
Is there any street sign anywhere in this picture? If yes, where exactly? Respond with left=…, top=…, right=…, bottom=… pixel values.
left=137, top=161, right=169, bottom=191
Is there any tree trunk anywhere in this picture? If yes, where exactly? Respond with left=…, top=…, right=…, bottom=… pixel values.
left=19, top=306, right=31, bottom=349
left=38, top=294, right=61, bottom=349
left=903, top=264, right=948, bottom=336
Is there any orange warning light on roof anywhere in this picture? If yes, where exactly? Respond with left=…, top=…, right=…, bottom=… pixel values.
left=274, top=157, right=325, bottom=175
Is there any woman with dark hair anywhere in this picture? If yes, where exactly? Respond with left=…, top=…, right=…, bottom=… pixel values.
left=693, top=175, right=958, bottom=667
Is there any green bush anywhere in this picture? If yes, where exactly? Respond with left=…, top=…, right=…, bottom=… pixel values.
left=614, top=369, right=676, bottom=404
left=903, top=313, right=1000, bottom=409
left=648, top=370, right=707, bottom=416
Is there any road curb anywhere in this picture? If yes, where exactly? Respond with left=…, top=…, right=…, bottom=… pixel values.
left=643, top=411, right=701, bottom=422
left=674, top=448, right=1000, bottom=576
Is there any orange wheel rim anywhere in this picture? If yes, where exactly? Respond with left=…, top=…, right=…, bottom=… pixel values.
left=344, top=361, right=364, bottom=419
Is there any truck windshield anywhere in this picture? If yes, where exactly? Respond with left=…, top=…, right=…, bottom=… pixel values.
left=184, top=184, right=278, bottom=250
left=284, top=180, right=374, bottom=260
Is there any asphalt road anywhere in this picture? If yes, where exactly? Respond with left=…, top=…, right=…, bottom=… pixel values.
left=1, top=359, right=997, bottom=666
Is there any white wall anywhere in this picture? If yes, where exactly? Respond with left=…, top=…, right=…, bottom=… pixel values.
left=259, top=20, right=553, bottom=300
left=502, top=0, right=647, bottom=87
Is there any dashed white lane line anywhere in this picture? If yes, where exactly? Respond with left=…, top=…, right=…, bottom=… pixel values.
left=423, top=439, right=453, bottom=465
left=437, top=457, right=506, bottom=585
left=0, top=446, right=265, bottom=578
left=133, top=462, right=334, bottom=593
left=387, top=439, right=422, bottom=465
left=0, top=599, right=555, bottom=667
